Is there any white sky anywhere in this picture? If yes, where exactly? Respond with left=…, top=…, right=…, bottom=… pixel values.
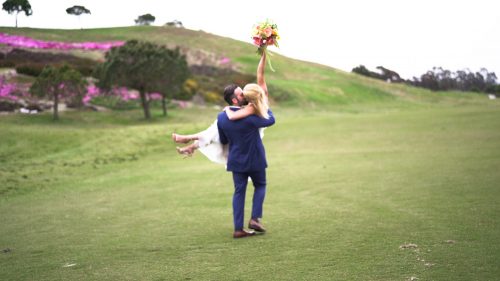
left=1, top=0, right=499, bottom=79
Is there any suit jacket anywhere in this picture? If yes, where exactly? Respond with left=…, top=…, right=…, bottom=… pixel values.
left=217, top=109, right=275, bottom=172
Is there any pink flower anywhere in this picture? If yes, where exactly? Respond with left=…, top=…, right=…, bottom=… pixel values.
left=264, top=27, right=273, bottom=37
left=86, top=85, right=100, bottom=96
left=82, top=95, right=91, bottom=104
left=253, top=37, right=262, bottom=46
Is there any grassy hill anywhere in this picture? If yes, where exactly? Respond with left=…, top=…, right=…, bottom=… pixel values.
left=1, top=26, right=499, bottom=280
left=0, top=25, right=492, bottom=107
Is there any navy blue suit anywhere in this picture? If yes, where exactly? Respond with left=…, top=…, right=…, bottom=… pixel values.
left=217, top=109, right=275, bottom=230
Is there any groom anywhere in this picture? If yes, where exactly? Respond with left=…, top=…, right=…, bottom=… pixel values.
left=217, top=53, right=275, bottom=238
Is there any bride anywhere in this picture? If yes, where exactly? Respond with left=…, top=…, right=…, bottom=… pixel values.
left=172, top=52, right=270, bottom=164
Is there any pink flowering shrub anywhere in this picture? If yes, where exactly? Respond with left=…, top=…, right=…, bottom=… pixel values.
left=84, top=86, right=166, bottom=109
left=0, top=80, right=18, bottom=101
left=219, top=57, right=231, bottom=65
left=82, top=85, right=170, bottom=110
left=0, top=33, right=124, bottom=50
left=82, top=85, right=101, bottom=105
left=149, top=93, right=162, bottom=100
left=115, top=87, right=139, bottom=101
left=0, top=76, right=34, bottom=112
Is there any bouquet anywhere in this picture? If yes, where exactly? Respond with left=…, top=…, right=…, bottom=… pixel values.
left=252, top=19, right=280, bottom=71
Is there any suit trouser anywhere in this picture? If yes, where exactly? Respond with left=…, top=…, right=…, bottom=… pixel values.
left=232, top=169, right=267, bottom=231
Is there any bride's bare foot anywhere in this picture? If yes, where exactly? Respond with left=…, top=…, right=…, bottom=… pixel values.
left=172, top=133, right=191, bottom=144
left=176, top=143, right=197, bottom=158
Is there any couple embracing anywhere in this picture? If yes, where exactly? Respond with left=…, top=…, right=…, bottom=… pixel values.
left=172, top=52, right=275, bottom=238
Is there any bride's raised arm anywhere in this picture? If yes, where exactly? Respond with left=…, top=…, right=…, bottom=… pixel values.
left=257, top=52, right=268, bottom=99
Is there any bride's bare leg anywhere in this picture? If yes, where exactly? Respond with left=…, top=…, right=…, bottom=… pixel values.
left=176, top=141, right=199, bottom=157
left=172, top=133, right=200, bottom=144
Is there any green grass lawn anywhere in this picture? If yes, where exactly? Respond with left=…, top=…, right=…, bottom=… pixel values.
left=1, top=102, right=499, bottom=280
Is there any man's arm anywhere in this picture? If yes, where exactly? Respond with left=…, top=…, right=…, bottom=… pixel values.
left=217, top=115, right=229, bottom=144
left=257, top=52, right=268, bottom=97
left=250, top=109, right=275, bottom=128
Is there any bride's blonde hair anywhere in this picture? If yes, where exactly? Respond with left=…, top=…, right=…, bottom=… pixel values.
left=243, top=83, right=269, bottom=119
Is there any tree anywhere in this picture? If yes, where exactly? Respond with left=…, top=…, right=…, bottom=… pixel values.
left=376, top=66, right=402, bottom=82
left=165, top=20, right=183, bottom=28
left=419, top=70, right=439, bottom=91
left=434, top=67, right=456, bottom=90
left=156, top=48, right=189, bottom=116
left=94, top=40, right=190, bottom=119
left=2, top=0, right=32, bottom=28
left=352, top=65, right=372, bottom=77
left=407, top=67, right=498, bottom=93
left=135, top=14, right=155, bottom=26
left=352, top=65, right=383, bottom=80
left=30, top=65, right=87, bottom=120
left=66, top=5, right=91, bottom=30
left=484, top=70, right=498, bottom=93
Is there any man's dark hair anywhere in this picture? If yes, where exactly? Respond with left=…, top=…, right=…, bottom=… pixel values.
left=223, top=84, right=238, bottom=105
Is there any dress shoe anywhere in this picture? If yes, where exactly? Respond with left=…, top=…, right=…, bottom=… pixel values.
left=248, top=219, right=266, bottom=233
left=233, top=229, right=256, bottom=238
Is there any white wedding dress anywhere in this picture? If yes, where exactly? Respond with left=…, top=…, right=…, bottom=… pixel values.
left=197, top=119, right=264, bottom=165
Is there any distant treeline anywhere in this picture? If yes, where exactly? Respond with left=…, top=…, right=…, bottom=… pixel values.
left=352, top=65, right=500, bottom=94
